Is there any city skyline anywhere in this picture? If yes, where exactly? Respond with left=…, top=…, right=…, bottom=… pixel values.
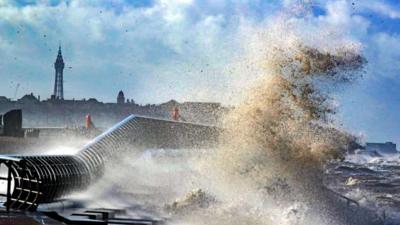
left=1, top=44, right=149, bottom=104
left=1, top=0, right=400, bottom=144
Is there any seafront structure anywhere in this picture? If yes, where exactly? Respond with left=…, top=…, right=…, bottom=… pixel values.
left=52, top=45, right=65, bottom=100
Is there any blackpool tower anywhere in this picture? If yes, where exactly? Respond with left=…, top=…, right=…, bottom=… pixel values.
left=53, top=45, right=64, bottom=100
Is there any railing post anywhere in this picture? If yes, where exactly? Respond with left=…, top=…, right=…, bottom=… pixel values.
left=6, top=161, right=11, bottom=213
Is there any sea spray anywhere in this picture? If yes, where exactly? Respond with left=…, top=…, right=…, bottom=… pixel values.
left=215, top=35, right=365, bottom=197
left=179, top=18, right=381, bottom=225
left=77, top=10, right=380, bottom=225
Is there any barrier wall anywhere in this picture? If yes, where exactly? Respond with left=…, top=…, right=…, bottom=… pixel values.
left=0, top=115, right=220, bottom=210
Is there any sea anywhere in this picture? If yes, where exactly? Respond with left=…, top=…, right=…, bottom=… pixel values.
left=325, top=150, right=400, bottom=224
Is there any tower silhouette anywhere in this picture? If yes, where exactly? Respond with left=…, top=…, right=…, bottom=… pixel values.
left=53, top=45, right=64, bottom=100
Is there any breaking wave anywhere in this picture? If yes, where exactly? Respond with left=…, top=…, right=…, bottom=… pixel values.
left=170, top=17, right=381, bottom=225
left=79, top=11, right=383, bottom=225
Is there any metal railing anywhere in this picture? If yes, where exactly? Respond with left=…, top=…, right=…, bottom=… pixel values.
left=0, top=115, right=219, bottom=211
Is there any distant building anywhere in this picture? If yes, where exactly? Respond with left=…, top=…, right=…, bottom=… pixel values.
left=0, top=96, right=10, bottom=103
left=53, top=45, right=65, bottom=100
left=0, top=45, right=227, bottom=128
left=87, top=98, right=100, bottom=104
left=161, top=99, right=178, bottom=108
left=365, top=142, right=397, bottom=154
left=0, top=94, right=226, bottom=127
left=17, top=93, right=39, bottom=104
left=117, top=91, right=125, bottom=104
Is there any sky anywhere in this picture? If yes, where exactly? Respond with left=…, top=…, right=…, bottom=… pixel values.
left=1, top=0, right=400, bottom=143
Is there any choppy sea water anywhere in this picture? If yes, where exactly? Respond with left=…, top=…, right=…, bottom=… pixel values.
left=70, top=148, right=400, bottom=225
left=325, top=150, right=400, bottom=224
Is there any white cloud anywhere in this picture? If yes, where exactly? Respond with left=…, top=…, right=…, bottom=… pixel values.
left=318, top=0, right=370, bottom=38
left=0, top=0, right=399, bottom=106
left=157, top=0, right=193, bottom=22
left=0, top=0, right=248, bottom=103
left=0, top=0, right=8, bottom=7
left=365, top=1, right=400, bottom=19
left=366, top=32, right=400, bottom=78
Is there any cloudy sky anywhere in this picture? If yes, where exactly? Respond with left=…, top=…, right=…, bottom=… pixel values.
left=1, top=0, right=400, bottom=143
